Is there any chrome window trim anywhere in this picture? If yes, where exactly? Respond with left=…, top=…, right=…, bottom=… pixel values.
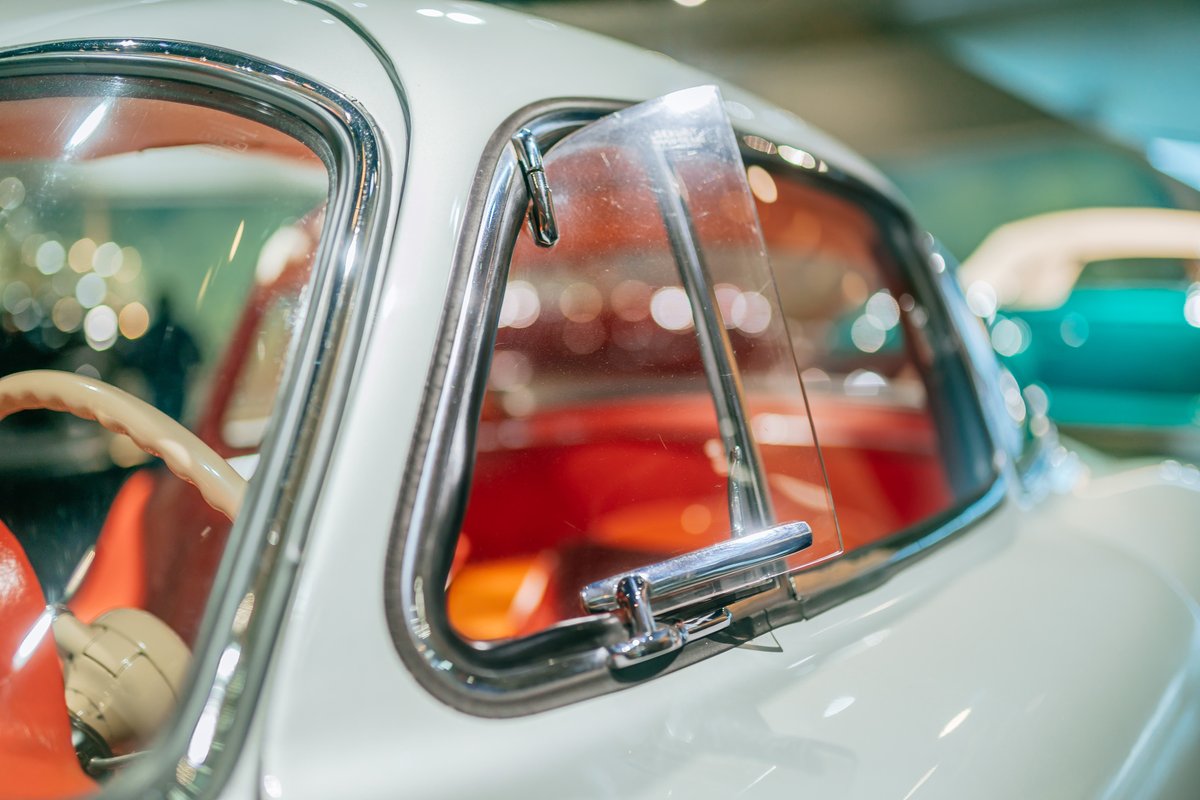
left=0, top=39, right=394, bottom=798
left=385, top=97, right=1006, bottom=718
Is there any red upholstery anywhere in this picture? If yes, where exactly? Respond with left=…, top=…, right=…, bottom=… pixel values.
left=71, top=468, right=229, bottom=648
left=449, top=393, right=954, bottom=639
left=69, top=470, right=154, bottom=624
left=0, top=522, right=95, bottom=798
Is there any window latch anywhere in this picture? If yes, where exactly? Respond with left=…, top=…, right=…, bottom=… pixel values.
left=511, top=128, right=559, bottom=247
left=580, top=521, right=813, bottom=668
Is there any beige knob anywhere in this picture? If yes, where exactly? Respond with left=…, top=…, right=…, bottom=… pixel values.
left=54, top=608, right=190, bottom=750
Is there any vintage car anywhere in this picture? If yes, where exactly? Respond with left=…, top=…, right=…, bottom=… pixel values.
left=1, top=2, right=1198, bottom=799
left=959, top=207, right=1200, bottom=457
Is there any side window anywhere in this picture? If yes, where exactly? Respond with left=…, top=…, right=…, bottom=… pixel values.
left=440, top=93, right=996, bottom=646
left=446, top=90, right=840, bottom=642
left=390, top=88, right=999, bottom=711
left=748, top=158, right=995, bottom=551
left=0, top=75, right=327, bottom=791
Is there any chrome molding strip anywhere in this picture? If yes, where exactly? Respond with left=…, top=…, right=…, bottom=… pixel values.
left=387, top=100, right=626, bottom=717
left=386, top=97, right=1006, bottom=717
left=642, top=144, right=775, bottom=535
left=0, top=40, right=393, bottom=798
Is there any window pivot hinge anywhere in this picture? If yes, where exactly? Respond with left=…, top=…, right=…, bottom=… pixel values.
left=582, top=521, right=813, bottom=669
left=512, top=128, right=559, bottom=247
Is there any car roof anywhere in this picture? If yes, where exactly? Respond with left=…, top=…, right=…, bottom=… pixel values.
left=0, top=0, right=906, bottom=212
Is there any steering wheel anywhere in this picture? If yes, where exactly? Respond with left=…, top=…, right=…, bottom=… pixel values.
left=0, top=369, right=245, bottom=519
left=0, top=369, right=247, bottom=771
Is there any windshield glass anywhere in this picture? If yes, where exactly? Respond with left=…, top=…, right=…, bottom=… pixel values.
left=0, top=75, right=328, bottom=791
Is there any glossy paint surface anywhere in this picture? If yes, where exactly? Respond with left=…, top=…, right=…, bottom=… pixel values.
left=1, top=2, right=1198, bottom=799
left=264, top=452, right=1200, bottom=800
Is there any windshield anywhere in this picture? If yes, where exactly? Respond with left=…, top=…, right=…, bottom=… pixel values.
left=0, top=75, right=328, bottom=793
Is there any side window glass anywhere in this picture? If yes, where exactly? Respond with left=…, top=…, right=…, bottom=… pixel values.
left=749, top=157, right=994, bottom=551
left=447, top=89, right=840, bottom=642
left=0, top=75, right=327, bottom=790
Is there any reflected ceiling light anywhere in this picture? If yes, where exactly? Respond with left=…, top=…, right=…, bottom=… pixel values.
left=673, top=0, right=707, bottom=6
left=0, top=176, right=24, bottom=211
left=779, top=145, right=817, bottom=169
left=1059, top=312, right=1089, bottom=348
left=845, top=369, right=887, bottom=396
left=742, top=135, right=776, bottom=155
left=75, top=274, right=107, bottom=309
left=559, top=282, right=603, bottom=323
left=93, top=241, right=123, bottom=277
left=256, top=226, right=310, bottom=286
left=66, top=100, right=113, bottom=151
left=849, top=316, right=886, bottom=353
left=52, top=297, right=83, bottom=332
left=865, top=291, right=900, bottom=330
left=119, top=301, right=151, bottom=340
left=68, top=238, right=97, bottom=274
left=611, top=279, right=651, bottom=322
left=1185, top=284, right=1200, bottom=328
left=12, top=608, right=54, bottom=671
left=650, top=286, right=694, bottom=331
left=498, top=280, right=540, bottom=328
left=823, top=695, right=855, bottom=718
left=83, top=305, right=118, bottom=350
left=746, top=165, right=778, bottom=204
left=731, top=291, right=772, bottom=335
left=989, top=317, right=1025, bottom=357
left=940, top=708, right=972, bottom=738
left=446, top=11, right=484, bottom=24
left=964, top=280, right=998, bottom=319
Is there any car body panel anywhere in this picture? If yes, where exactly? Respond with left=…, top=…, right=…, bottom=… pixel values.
left=263, top=466, right=1200, bottom=800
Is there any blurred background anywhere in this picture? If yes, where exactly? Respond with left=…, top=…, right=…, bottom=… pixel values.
left=494, top=0, right=1199, bottom=258
left=493, top=0, right=1200, bottom=458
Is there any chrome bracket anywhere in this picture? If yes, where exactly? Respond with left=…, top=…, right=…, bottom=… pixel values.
left=511, top=128, right=559, bottom=247
left=583, top=521, right=813, bottom=669
left=606, top=575, right=733, bottom=669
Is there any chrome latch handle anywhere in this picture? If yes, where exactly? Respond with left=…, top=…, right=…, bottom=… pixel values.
left=607, top=575, right=686, bottom=667
left=511, top=128, right=559, bottom=247
left=583, top=521, right=812, bottom=669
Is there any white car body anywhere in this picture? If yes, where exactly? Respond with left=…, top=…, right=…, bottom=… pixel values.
left=3, top=2, right=1199, bottom=799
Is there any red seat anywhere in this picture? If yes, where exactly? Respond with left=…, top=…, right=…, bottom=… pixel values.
left=0, top=521, right=95, bottom=798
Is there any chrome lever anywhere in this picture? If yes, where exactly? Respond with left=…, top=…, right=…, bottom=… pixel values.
left=582, top=521, right=812, bottom=612
left=583, top=521, right=812, bottom=669
left=511, top=128, right=559, bottom=247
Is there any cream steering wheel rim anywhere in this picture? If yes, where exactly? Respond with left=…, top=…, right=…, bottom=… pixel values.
left=0, top=370, right=245, bottom=519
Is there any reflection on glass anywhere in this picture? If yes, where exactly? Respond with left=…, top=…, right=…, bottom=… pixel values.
left=0, top=76, right=328, bottom=793
left=448, top=91, right=838, bottom=642
left=756, top=164, right=990, bottom=551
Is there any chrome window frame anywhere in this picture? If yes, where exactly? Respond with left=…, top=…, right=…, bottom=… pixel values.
left=0, top=39, right=393, bottom=798
left=385, top=97, right=1006, bottom=718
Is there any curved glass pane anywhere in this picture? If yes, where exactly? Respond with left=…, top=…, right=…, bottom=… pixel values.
left=447, top=89, right=838, bottom=642
left=751, top=155, right=995, bottom=553
left=0, top=75, right=327, bottom=793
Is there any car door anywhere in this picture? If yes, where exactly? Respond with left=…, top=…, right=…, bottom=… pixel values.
left=0, top=8, right=403, bottom=797
left=261, top=84, right=1186, bottom=800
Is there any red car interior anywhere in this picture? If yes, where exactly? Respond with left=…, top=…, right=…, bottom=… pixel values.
left=0, top=522, right=95, bottom=798
left=449, top=391, right=953, bottom=641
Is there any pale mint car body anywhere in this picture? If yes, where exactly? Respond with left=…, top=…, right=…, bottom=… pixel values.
left=2, top=3, right=1199, bottom=799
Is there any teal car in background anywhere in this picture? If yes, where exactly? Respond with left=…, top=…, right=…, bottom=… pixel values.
left=959, top=207, right=1200, bottom=455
